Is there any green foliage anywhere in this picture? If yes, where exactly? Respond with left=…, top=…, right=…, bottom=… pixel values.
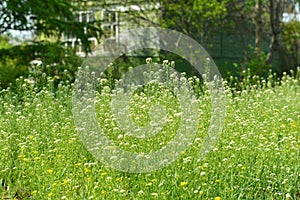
left=245, top=46, right=272, bottom=76
left=0, top=0, right=102, bottom=52
left=0, top=34, right=13, bottom=49
left=193, top=0, right=227, bottom=19
left=0, top=0, right=102, bottom=89
left=282, top=20, right=300, bottom=69
left=158, top=0, right=227, bottom=42
left=0, top=57, right=28, bottom=89
left=0, top=36, right=29, bottom=88
left=0, top=40, right=82, bottom=89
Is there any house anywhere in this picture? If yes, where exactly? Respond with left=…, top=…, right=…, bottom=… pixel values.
left=63, top=1, right=160, bottom=57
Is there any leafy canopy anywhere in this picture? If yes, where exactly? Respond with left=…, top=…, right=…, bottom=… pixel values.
left=0, top=0, right=102, bottom=52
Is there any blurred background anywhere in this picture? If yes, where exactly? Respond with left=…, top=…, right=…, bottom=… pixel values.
left=1, top=0, right=300, bottom=89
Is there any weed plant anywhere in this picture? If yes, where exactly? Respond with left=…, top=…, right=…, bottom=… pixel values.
left=0, top=63, right=299, bottom=199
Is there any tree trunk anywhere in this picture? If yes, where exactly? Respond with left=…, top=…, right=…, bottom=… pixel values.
left=254, top=0, right=264, bottom=56
left=266, top=0, right=284, bottom=65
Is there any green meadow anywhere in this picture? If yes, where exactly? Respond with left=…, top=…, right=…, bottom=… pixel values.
left=0, top=67, right=299, bottom=200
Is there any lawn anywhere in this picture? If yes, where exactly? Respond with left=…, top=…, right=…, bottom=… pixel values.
left=0, top=67, right=299, bottom=199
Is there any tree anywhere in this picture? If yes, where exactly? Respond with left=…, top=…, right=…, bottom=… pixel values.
left=282, top=0, right=300, bottom=71
left=265, top=0, right=286, bottom=65
left=0, top=0, right=104, bottom=88
left=254, top=0, right=265, bottom=55
left=0, top=0, right=102, bottom=52
left=119, top=0, right=227, bottom=44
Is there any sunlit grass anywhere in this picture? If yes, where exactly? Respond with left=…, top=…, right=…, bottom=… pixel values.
left=0, top=67, right=299, bottom=199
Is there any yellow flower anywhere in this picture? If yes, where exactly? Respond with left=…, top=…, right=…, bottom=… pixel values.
left=215, top=179, right=221, bottom=183
left=151, top=179, right=157, bottom=183
left=214, top=197, right=221, bottom=200
left=101, top=190, right=105, bottom=195
left=62, top=179, right=69, bottom=185
left=101, top=172, right=107, bottom=176
left=48, top=193, right=53, bottom=197
left=241, top=166, right=246, bottom=170
left=116, top=177, right=122, bottom=182
left=290, top=122, right=297, bottom=127
left=84, top=168, right=90, bottom=173
left=52, top=182, right=57, bottom=187
left=180, top=182, right=188, bottom=187
left=32, top=190, right=37, bottom=195
left=57, top=154, right=62, bottom=158
left=46, top=169, right=53, bottom=174
left=23, top=158, right=29, bottom=162
left=75, top=163, right=82, bottom=167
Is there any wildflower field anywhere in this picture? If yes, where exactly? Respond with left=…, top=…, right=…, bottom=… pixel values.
left=0, top=67, right=299, bottom=199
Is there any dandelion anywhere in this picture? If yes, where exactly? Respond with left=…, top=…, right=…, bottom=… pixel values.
left=46, top=169, right=53, bottom=174
left=215, top=179, right=221, bottom=183
left=214, top=197, right=221, bottom=200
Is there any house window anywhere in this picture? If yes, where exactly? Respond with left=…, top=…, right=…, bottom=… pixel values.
left=101, top=10, right=119, bottom=53
left=102, top=11, right=116, bottom=24
left=77, top=11, right=94, bottom=23
left=64, top=9, right=120, bottom=56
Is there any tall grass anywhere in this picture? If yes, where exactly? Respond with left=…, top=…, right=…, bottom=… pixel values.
left=0, top=67, right=299, bottom=199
